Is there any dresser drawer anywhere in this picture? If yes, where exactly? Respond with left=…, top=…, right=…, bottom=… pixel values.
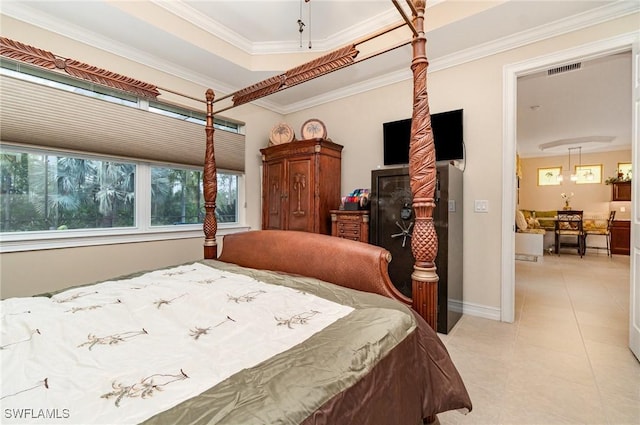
left=330, top=210, right=370, bottom=243
left=337, top=222, right=361, bottom=238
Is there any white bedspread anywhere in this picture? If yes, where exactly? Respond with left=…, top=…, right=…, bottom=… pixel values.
left=0, top=263, right=353, bottom=424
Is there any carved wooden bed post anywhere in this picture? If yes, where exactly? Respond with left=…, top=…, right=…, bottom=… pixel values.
left=203, top=88, right=218, bottom=259
left=409, top=0, right=439, bottom=331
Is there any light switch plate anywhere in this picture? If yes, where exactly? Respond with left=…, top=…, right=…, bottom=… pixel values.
left=474, top=200, right=489, bottom=213
left=448, top=200, right=456, bottom=212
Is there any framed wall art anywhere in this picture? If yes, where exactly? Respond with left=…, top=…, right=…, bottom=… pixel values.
left=537, top=167, right=562, bottom=186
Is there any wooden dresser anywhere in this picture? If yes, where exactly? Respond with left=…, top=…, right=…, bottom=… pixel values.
left=261, top=139, right=342, bottom=235
left=330, top=210, right=369, bottom=243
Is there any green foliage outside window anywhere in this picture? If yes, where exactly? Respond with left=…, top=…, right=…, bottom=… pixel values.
left=151, top=167, right=202, bottom=225
left=1, top=151, right=134, bottom=232
left=1, top=148, right=239, bottom=234
left=150, top=167, right=238, bottom=226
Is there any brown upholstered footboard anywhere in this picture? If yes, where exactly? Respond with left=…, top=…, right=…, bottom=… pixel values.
left=218, top=230, right=411, bottom=306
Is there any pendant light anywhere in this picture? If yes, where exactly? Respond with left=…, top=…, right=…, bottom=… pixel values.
left=570, top=147, right=578, bottom=181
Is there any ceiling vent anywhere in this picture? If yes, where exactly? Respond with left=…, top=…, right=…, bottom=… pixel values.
left=547, top=62, right=581, bottom=76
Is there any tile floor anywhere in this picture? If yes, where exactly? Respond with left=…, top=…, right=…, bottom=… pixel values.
left=437, top=252, right=639, bottom=425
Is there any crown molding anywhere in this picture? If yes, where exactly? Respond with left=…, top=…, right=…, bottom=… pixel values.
left=153, top=1, right=404, bottom=55
left=244, top=0, right=640, bottom=113
left=151, top=0, right=254, bottom=54
left=2, top=0, right=637, bottom=116
left=1, top=1, right=238, bottom=97
left=429, top=0, right=639, bottom=73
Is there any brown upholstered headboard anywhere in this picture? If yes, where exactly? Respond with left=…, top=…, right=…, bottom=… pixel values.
left=218, top=230, right=411, bottom=306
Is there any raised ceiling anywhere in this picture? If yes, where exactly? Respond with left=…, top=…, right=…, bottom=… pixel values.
left=1, top=0, right=637, bottom=156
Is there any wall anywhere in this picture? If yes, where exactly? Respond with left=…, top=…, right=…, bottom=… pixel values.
left=0, top=13, right=637, bottom=313
left=0, top=238, right=202, bottom=299
left=519, top=150, right=632, bottom=218
left=284, top=14, right=638, bottom=316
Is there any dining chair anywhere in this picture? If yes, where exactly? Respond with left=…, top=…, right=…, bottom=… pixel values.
left=585, top=210, right=616, bottom=257
left=555, top=210, right=585, bottom=257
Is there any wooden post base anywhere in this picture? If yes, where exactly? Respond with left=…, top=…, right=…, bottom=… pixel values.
left=204, top=243, right=217, bottom=260
left=412, top=274, right=438, bottom=331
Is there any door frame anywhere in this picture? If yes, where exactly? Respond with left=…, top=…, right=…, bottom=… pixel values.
left=501, top=32, right=639, bottom=323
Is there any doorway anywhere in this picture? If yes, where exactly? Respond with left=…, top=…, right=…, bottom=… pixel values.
left=501, top=33, right=638, bottom=357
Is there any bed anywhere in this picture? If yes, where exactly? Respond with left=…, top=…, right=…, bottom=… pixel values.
left=2, top=231, right=470, bottom=424
left=1, top=1, right=472, bottom=423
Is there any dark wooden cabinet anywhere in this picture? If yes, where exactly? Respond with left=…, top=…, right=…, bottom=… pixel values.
left=261, top=139, right=342, bottom=235
left=611, top=181, right=631, bottom=201
left=330, top=210, right=369, bottom=242
left=610, top=220, right=630, bottom=255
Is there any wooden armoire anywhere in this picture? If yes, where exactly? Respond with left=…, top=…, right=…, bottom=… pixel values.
left=260, top=139, right=342, bottom=234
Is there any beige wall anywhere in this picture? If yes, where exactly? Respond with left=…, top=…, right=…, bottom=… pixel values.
left=0, top=238, right=203, bottom=298
left=0, top=13, right=637, bottom=313
left=284, top=13, right=638, bottom=312
left=519, top=150, right=632, bottom=218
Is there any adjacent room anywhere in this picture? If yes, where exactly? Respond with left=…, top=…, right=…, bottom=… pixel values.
left=1, top=1, right=638, bottom=424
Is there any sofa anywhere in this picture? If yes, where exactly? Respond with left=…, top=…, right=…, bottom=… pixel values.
left=515, top=210, right=549, bottom=260
left=515, top=209, right=610, bottom=257
left=520, top=209, right=609, bottom=233
left=519, top=209, right=556, bottom=232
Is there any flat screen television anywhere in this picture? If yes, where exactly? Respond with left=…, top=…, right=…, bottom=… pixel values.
left=383, top=109, right=464, bottom=165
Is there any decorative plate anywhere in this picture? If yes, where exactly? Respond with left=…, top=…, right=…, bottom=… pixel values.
left=301, top=118, right=327, bottom=140
left=269, top=122, right=295, bottom=145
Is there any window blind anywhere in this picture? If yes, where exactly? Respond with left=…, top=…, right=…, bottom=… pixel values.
left=0, top=75, right=245, bottom=171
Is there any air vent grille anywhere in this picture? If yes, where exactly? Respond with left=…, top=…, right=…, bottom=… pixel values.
left=547, top=62, right=582, bottom=76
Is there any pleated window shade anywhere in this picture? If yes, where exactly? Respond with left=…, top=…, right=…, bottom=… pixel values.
left=0, top=75, right=245, bottom=171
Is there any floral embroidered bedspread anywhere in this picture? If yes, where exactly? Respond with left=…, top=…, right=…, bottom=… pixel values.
left=0, top=263, right=354, bottom=424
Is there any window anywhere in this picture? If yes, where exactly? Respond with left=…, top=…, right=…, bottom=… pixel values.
left=1, top=146, right=243, bottom=251
left=150, top=166, right=238, bottom=226
left=151, top=167, right=203, bottom=226
left=1, top=62, right=139, bottom=107
left=1, top=149, right=135, bottom=232
left=618, top=162, right=632, bottom=180
left=0, top=61, right=246, bottom=251
left=537, top=167, right=562, bottom=186
left=1, top=62, right=243, bottom=135
left=216, top=173, right=239, bottom=224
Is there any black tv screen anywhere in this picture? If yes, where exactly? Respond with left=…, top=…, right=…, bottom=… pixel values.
left=383, top=109, right=464, bottom=165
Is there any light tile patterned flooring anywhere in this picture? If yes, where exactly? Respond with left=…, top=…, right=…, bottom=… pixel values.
left=437, top=253, right=639, bottom=425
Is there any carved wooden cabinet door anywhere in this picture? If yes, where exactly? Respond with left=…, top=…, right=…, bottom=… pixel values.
left=261, top=139, right=342, bottom=235
left=264, top=160, right=285, bottom=230
left=286, top=158, right=313, bottom=232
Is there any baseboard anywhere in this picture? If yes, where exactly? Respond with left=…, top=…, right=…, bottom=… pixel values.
left=448, top=299, right=464, bottom=314
left=461, top=301, right=502, bottom=321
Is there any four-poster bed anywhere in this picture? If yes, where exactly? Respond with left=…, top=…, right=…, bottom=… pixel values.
left=1, top=1, right=472, bottom=423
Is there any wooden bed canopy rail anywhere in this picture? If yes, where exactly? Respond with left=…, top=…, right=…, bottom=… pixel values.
left=204, top=0, right=440, bottom=330
left=211, top=22, right=410, bottom=115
